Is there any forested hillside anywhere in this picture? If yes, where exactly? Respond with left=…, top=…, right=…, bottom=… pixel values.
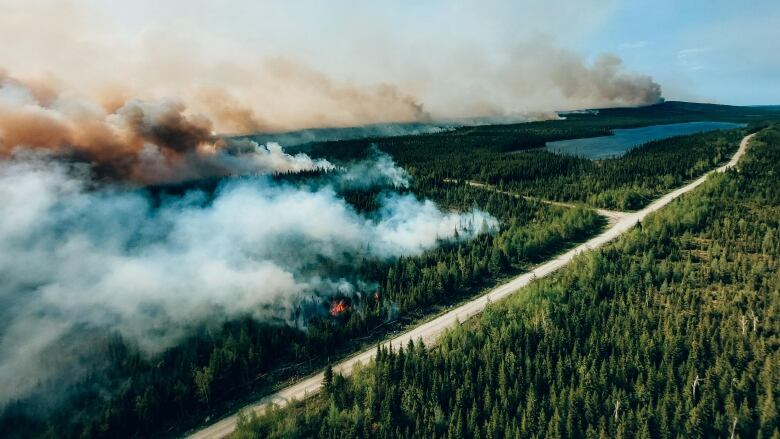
left=234, top=126, right=780, bottom=438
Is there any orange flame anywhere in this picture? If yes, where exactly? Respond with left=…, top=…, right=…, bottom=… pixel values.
left=330, top=299, right=349, bottom=316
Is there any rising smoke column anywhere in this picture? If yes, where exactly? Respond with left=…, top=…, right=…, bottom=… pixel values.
left=0, top=148, right=497, bottom=405
left=424, top=40, right=663, bottom=121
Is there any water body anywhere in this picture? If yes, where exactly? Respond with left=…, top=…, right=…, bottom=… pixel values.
left=544, top=121, right=746, bottom=160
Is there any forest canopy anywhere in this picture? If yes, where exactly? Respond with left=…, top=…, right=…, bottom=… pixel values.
left=233, top=125, right=780, bottom=438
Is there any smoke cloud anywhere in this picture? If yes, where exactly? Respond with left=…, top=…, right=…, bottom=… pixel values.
left=0, top=1, right=663, bottom=134
left=0, top=151, right=497, bottom=404
left=0, top=75, right=336, bottom=183
left=0, top=71, right=493, bottom=402
left=421, top=40, right=663, bottom=120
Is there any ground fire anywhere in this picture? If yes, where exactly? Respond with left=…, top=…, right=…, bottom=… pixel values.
left=330, top=299, right=350, bottom=316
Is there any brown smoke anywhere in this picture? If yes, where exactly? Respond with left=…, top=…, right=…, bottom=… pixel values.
left=0, top=1, right=665, bottom=133
left=201, top=58, right=431, bottom=133
left=195, top=87, right=270, bottom=134
left=519, top=41, right=662, bottom=107
left=261, top=59, right=431, bottom=128
left=0, top=74, right=234, bottom=182
left=187, top=60, right=431, bottom=134
left=547, top=53, right=662, bottom=106
left=118, top=100, right=214, bottom=154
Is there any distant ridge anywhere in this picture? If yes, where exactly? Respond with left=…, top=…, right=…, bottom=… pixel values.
left=594, top=100, right=780, bottom=118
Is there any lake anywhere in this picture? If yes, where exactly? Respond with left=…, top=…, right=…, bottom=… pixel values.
left=544, top=121, right=747, bottom=159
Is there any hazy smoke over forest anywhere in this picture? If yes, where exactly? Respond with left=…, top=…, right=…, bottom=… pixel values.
left=0, top=49, right=661, bottom=134
left=0, top=65, right=500, bottom=405
left=0, top=149, right=497, bottom=403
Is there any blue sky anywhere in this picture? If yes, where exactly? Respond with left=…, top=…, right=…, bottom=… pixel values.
left=584, top=0, right=780, bottom=104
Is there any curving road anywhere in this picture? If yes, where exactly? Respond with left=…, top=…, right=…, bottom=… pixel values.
left=187, top=133, right=754, bottom=439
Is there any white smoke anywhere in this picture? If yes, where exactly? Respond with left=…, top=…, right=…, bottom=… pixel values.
left=374, top=194, right=496, bottom=254
left=0, top=154, right=497, bottom=404
left=334, top=146, right=412, bottom=189
left=219, top=140, right=335, bottom=174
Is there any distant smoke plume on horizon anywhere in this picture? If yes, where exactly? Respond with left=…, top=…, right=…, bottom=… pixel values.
left=0, top=48, right=662, bottom=144
left=0, top=2, right=663, bottom=135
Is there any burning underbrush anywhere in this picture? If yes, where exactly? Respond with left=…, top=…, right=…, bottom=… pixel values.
left=329, top=298, right=352, bottom=317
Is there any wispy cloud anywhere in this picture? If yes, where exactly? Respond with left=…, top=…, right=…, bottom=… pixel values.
left=676, top=47, right=715, bottom=71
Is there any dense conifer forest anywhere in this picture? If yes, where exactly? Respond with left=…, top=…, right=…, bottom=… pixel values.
left=234, top=125, right=780, bottom=438
left=3, top=104, right=777, bottom=438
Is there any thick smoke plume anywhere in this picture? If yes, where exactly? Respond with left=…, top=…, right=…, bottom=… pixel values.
left=0, top=74, right=333, bottom=183
left=0, top=0, right=664, bottom=408
left=425, top=41, right=663, bottom=120
left=0, top=48, right=661, bottom=135
left=0, top=150, right=497, bottom=404
left=0, top=1, right=664, bottom=133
